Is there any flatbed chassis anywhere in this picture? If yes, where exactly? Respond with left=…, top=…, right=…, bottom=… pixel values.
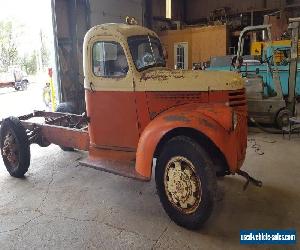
left=0, top=111, right=148, bottom=181
left=1, top=110, right=90, bottom=151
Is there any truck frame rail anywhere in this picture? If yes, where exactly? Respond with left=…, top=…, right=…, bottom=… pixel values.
left=1, top=111, right=90, bottom=151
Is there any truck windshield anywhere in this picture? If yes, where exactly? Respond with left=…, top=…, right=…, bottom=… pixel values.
left=128, top=35, right=166, bottom=71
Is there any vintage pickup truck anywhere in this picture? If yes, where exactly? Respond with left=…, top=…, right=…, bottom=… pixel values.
left=0, top=23, right=257, bottom=230
left=0, top=66, right=29, bottom=91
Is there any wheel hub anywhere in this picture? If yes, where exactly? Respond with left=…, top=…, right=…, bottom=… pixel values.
left=2, top=132, right=19, bottom=165
left=164, top=156, right=201, bottom=214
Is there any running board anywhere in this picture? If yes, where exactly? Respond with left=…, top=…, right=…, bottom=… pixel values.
left=79, top=157, right=150, bottom=182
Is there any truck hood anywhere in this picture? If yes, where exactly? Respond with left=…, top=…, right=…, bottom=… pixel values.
left=138, top=68, right=244, bottom=91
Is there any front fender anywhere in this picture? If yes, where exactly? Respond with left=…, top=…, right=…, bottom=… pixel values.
left=135, top=104, right=239, bottom=178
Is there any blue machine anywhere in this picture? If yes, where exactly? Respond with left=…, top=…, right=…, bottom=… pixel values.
left=208, top=23, right=299, bottom=128
left=209, top=46, right=300, bottom=98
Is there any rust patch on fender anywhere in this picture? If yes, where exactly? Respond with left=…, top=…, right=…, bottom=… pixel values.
left=165, top=115, right=191, bottom=122
left=199, top=118, right=217, bottom=129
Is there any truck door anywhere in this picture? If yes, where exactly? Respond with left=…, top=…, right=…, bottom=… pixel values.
left=86, top=39, right=140, bottom=150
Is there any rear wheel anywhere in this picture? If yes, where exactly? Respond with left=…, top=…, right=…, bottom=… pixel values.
left=155, top=136, right=217, bottom=230
left=0, top=117, right=30, bottom=178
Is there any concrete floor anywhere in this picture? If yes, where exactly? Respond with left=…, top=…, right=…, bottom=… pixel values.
left=0, top=130, right=299, bottom=250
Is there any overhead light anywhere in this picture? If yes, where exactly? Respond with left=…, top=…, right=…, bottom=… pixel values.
left=166, top=0, right=172, bottom=19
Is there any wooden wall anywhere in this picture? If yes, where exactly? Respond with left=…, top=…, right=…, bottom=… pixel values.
left=159, top=25, right=228, bottom=69
left=160, top=29, right=192, bottom=68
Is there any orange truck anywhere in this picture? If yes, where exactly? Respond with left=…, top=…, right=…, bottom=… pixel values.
left=0, top=23, right=260, bottom=230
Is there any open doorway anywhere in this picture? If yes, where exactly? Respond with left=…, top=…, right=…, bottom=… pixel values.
left=0, top=0, right=55, bottom=119
left=174, top=42, right=189, bottom=69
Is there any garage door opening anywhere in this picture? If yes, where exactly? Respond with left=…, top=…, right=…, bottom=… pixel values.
left=0, top=0, right=56, bottom=119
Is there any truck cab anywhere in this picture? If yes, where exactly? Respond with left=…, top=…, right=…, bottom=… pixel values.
left=83, top=23, right=247, bottom=175
left=81, top=24, right=248, bottom=228
left=1, top=23, right=249, bottom=230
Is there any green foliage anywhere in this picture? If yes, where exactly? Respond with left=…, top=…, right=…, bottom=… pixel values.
left=0, top=21, right=19, bottom=71
left=21, top=52, right=37, bottom=75
left=0, top=21, right=50, bottom=74
left=40, top=31, right=50, bottom=68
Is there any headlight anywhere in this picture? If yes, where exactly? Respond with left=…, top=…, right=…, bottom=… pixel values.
left=233, top=111, right=238, bottom=130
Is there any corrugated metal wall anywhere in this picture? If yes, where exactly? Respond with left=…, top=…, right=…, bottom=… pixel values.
left=90, top=0, right=144, bottom=25
left=53, top=0, right=144, bottom=112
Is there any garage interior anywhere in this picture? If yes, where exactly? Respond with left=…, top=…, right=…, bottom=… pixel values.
left=0, top=0, right=300, bottom=249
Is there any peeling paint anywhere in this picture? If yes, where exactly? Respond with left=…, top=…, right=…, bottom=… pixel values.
left=199, top=118, right=217, bottom=129
left=165, top=115, right=191, bottom=122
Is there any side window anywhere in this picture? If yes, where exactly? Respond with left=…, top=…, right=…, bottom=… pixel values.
left=92, top=41, right=129, bottom=77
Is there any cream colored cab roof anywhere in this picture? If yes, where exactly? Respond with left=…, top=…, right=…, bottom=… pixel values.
left=84, top=23, right=158, bottom=43
left=83, top=23, right=245, bottom=92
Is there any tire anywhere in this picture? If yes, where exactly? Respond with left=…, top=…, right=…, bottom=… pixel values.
left=0, top=117, right=31, bottom=178
left=276, top=109, right=292, bottom=129
left=55, top=102, right=75, bottom=152
left=155, top=136, right=217, bottom=230
left=21, top=80, right=28, bottom=91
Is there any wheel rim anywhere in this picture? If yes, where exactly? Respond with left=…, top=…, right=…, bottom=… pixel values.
left=280, top=114, right=290, bottom=127
left=164, top=156, right=202, bottom=214
left=277, top=110, right=292, bottom=128
left=2, top=131, right=19, bottom=167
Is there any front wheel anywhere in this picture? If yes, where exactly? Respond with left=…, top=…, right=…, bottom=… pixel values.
left=155, top=136, right=217, bottom=230
left=276, top=109, right=292, bottom=129
left=0, top=117, right=31, bottom=177
left=21, top=80, right=28, bottom=91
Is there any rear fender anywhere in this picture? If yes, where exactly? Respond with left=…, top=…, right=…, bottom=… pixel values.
left=135, top=105, right=237, bottom=178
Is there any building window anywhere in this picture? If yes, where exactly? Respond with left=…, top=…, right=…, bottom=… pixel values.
left=166, top=0, right=172, bottom=19
left=176, top=45, right=184, bottom=69
left=174, top=42, right=188, bottom=70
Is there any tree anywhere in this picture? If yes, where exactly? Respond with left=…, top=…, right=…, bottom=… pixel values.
left=40, top=31, right=50, bottom=69
left=0, top=21, right=19, bottom=72
left=0, top=21, right=50, bottom=75
left=21, top=52, right=37, bottom=75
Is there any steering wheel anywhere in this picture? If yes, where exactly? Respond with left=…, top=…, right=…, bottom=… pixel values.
left=142, top=53, right=155, bottom=67
left=121, top=66, right=129, bottom=74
